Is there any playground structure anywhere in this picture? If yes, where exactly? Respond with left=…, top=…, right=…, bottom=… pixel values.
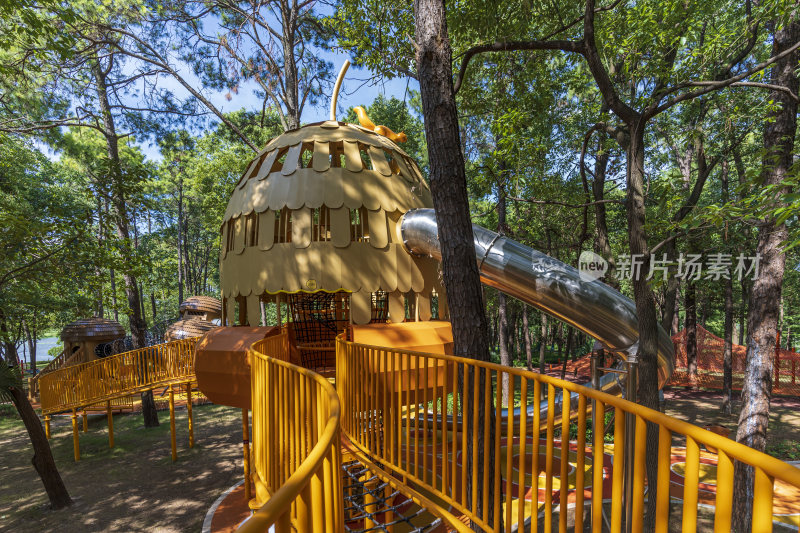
left=38, top=337, right=200, bottom=462
left=35, top=65, right=800, bottom=531
left=28, top=317, right=126, bottom=399
left=165, top=296, right=222, bottom=341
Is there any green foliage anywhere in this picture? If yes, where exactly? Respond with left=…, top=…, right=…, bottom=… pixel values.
left=344, top=94, right=428, bottom=174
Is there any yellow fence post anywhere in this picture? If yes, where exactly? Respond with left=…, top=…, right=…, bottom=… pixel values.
left=169, top=385, right=177, bottom=462
left=243, top=408, right=251, bottom=501
left=186, top=382, right=194, bottom=448
left=44, top=416, right=51, bottom=439
left=71, top=409, right=80, bottom=462
left=107, top=400, right=114, bottom=449
left=82, top=410, right=88, bottom=433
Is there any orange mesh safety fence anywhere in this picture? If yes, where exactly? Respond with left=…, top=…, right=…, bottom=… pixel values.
left=668, top=326, right=800, bottom=395
left=552, top=325, right=800, bottom=395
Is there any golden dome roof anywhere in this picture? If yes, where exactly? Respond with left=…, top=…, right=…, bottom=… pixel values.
left=219, top=120, right=444, bottom=325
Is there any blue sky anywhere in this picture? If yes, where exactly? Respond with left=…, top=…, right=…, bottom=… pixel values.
left=134, top=45, right=419, bottom=161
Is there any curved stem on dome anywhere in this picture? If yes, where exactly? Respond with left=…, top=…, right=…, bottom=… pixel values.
left=329, top=60, right=351, bottom=121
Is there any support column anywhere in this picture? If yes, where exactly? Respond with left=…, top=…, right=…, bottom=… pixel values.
left=107, top=401, right=114, bottom=448
left=169, top=386, right=177, bottom=462
left=44, top=416, right=51, bottom=439
left=242, top=408, right=251, bottom=501
left=186, top=382, right=194, bottom=448
left=82, top=410, right=88, bottom=433
left=71, top=410, right=80, bottom=462
left=624, top=356, right=638, bottom=533
left=590, top=344, right=601, bottom=533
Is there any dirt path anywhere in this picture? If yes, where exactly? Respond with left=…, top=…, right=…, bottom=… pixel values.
left=663, top=389, right=800, bottom=460
left=0, top=403, right=245, bottom=532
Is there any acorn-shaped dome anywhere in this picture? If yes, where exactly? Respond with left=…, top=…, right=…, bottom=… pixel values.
left=164, top=318, right=218, bottom=341
left=60, top=317, right=125, bottom=343
left=219, top=120, right=445, bottom=325
left=179, top=295, right=222, bottom=321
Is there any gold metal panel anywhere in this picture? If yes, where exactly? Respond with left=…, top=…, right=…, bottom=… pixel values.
left=395, top=245, right=412, bottom=292
left=337, top=246, right=361, bottom=292
left=380, top=244, right=398, bottom=291
left=388, top=291, right=405, bottom=323
left=234, top=216, right=246, bottom=255
left=268, top=172, right=292, bottom=211
left=303, top=169, right=325, bottom=208
left=343, top=140, right=363, bottom=172
left=226, top=296, right=236, bottom=326
left=410, top=256, right=425, bottom=293
left=236, top=156, right=260, bottom=189
left=369, top=145, right=392, bottom=176
left=358, top=171, right=383, bottom=211
left=285, top=168, right=307, bottom=210
left=394, top=154, right=416, bottom=183
left=330, top=206, right=350, bottom=248
left=281, top=143, right=302, bottom=176
left=220, top=231, right=227, bottom=259
left=247, top=295, right=261, bottom=326
left=322, top=167, right=345, bottom=208
left=351, top=290, right=372, bottom=325
left=257, top=210, right=275, bottom=251
left=367, top=209, right=388, bottom=248
left=256, top=150, right=278, bottom=181
left=292, top=208, right=311, bottom=248
left=358, top=244, right=381, bottom=293
left=418, top=292, right=432, bottom=320
left=319, top=243, right=342, bottom=289
left=240, top=179, right=256, bottom=216
left=251, top=179, right=271, bottom=212
left=259, top=124, right=412, bottom=158
left=313, top=141, right=331, bottom=172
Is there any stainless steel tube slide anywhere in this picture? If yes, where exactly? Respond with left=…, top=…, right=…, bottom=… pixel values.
left=399, top=208, right=675, bottom=403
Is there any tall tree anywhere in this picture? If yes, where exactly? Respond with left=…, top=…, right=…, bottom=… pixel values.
left=732, top=16, right=800, bottom=531
left=413, top=0, right=496, bottom=526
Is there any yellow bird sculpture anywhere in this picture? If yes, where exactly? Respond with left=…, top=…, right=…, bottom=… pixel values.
left=353, top=106, right=407, bottom=143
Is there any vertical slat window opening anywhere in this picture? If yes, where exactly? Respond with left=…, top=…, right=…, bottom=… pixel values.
left=312, top=207, right=331, bottom=242
left=226, top=219, right=236, bottom=253
left=358, top=144, right=373, bottom=170
left=300, top=142, right=314, bottom=168
left=275, top=208, right=293, bottom=244
left=370, top=291, right=389, bottom=323
left=350, top=207, right=370, bottom=242
left=245, top=212, right=259, bottom=247
left=329, top=141, right=345, bottom=168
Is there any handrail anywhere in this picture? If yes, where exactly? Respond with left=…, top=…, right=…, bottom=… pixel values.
left=240, top=333, right=343, bottom=533
left=336, top=335, right=800, bottom=533
left=39, top=338, right=198, bottom=415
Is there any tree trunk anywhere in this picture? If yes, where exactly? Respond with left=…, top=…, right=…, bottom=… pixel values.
left=732, top=18, right=799, bottom=532
left=413, top=0, right=495, bottom=526
left=626, top=122, right=662, bottom=531
left=497, top=187, right=511, bottom=406
left=23, top=318, right=36, bottom=376
left=722, top=160, right=734, bottom=416
left=91, top=56, right=157, bottom=427
left=177, top=173, right=184, bottom=307
left=685, top=278, right=698, bottom=383
left=523, top=305, right=532, bottom=370
left=560, top=327, right=573, bottom=380
left=591, top=129, right=618, bottom=287
left=9, top=385, right=71, bottom=509
left=539, top=314, right=548, bottom=373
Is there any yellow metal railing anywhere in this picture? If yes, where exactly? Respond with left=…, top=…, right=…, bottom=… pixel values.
left=241, top=333, right=344, bottom=533
left=39, top=338, right=197, bottom=415
left=336, top=335, right=800, bottom=533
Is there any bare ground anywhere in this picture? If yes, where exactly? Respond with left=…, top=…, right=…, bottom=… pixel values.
left=663, top=389, right=800, bottom=460
left=0, top=403, right=244, bottom=533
